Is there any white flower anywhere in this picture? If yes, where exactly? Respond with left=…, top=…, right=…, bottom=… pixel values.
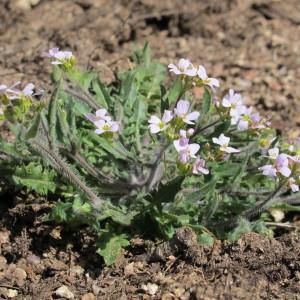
left=288, top=178, right=299, bottom=192
left=268, top=148, right=280, bottom=160
left=222, top=89, right=243, bottom=108
left=259, top=153, right=291, bottom=178
left=42, top=47, right=74, bottom=65
left=9, top=83, right=35, bottom=100
left=192, top=157, right=209, bottom=175
left=197, top=65, right=219, bottom=89
left=173, top=139, right=200, bottom=164
left=237, top=111, right=268, bottom=131
left=148, top=110, right=173, bottom=134
left=168, top=58, right=197, bottom=76
left=179, top=128, right=195, bottom=138
left=259, top=149, right=291, bottom=178
left=222, top=89, right=248, bottom=125
left=174, top=100, right=200, bottom=124
left=94, top=119, right=119, bottom=135
left=0, top=82, right=21, bottom=95
left=85, top=108, right=111, bottom=123
left=212, top=133, right=240, bottom=153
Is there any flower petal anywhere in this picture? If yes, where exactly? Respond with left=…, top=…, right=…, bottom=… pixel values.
left=224, top=146, right=240, bottom=153
left=175, top=100, right=190, bottom=117
left=186, top=111, right=200, bottom=122
left=162, top=110, right=173, bottom=123
left=148, top=115, right=161, bottom=125
left=197, top=65, right=207, bottom=80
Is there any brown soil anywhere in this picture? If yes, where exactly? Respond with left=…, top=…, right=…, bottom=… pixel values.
left=0, top=0, right=300, bottom=299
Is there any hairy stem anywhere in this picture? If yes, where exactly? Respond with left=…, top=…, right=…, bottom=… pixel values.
left=193, top=119, right=220, bottom=137
left=145, top=143, right=170, bottom=192
left=30, top=139, right=103, bottom=204
left=64, top=87, right=101, bottom=111
left=210, top=182, right=285, bottom=230
left=66, top=150, right=130, bottom=192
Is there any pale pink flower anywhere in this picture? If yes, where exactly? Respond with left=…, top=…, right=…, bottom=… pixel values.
left=192, top=157, right=209, bottom=175
left=212, top=134, right=240, bottom=153
left=268, top=148, right=280, bottom=160
left=288, top=178, right=299, bottom=192
left=94, top=119, right=119, bottom=135
left=148, top=110, right=173, bottom=134
left=168, top=58, right=197, bottom=76
left=238, top=111, right=268, bottom=131
left=179, top=128, right=195, bottom=138
left=197, top=65, right=219, bottom=89
left=42, top=47, right=74, bottom=65
left=9, top=83, right=35, bottom=100
left=222, top=89, right=247, bottom=125
left=0, top=82, right=21, bottom=95
left=85, top=108, right=111, bottom=123
left=259, top=150, right=291, bottom=178
left=222, top=89, right=243, bottom=108
left=173, top=139, right=200, bottom=164
left=174, top=100, right=200, bottom=124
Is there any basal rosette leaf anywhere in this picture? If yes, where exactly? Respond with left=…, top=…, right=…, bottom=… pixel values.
left=12, top=162, right=57, bottom=195
left=96, top=232, right=130, bottom=266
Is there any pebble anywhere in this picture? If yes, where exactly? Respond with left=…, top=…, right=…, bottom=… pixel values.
left=0, top=256, right=7, bottom=270
left=81, top=293, right=95, bottom=300
left=14, top=267, right=27, bottom=287
left=0, top=230, right=10, bottom=245
left=10, top=0, right=40, bottom=10
left=54, top=285, right=75, bottom=299
left=26, top=254, right=41, bottom=265
left=6, top=289, right=18, bottom=298
left=92, top=283, right=101, bottom=296
left=70, top=265, right=85, bottom=277
left=141, top=283, right=159, bottom=296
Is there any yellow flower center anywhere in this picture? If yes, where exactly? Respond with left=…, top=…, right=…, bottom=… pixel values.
left=102, top=124, right=111, bottom=131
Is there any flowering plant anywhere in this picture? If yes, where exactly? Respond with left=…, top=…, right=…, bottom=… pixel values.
left=0, top=44, right=299, bottom=265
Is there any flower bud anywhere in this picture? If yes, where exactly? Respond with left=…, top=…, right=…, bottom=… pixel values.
left=187, top=128, right=195, bottom=137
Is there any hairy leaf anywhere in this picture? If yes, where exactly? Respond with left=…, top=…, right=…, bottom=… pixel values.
left=96, top=233, right=130, bottom=266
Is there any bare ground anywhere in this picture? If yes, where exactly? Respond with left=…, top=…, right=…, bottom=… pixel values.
left=0, top=0, right=300, bottom=299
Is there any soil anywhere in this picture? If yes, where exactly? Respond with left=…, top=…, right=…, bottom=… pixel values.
left=0, top=0, right=300, bottom=299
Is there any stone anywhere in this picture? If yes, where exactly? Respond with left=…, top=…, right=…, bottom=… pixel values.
left=81, top=293, right=95, bottom=300
left=54, top=285, right=75, bottom=299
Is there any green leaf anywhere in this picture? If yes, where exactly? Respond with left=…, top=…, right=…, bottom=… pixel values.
left=185, top=179, right=217, bottom=202
left=122, top=73, right=137, bottom=108
left=160, top=85, right=169, bottom=113
left=201, top=88, right=212, bottom=116
left=153, top=211, right=190, bottom=239
left=142, top=42, right=151, bottom=67
left=230, top=152, right=251, bottom=184
left=152, top=176, right=184, bottom=204
left=98, top=207, right=138, bottom=226
left=57, top=106, right=71, bottom=143
left=49, top=200, right=72, bottom=222
left=12, top=163, right=57, bottom=195
left=271, top=202, right=300, bottom=212
left=92, top=79, right=111, bottom=109
left=48, top=84, right=60, bottom=148
left=165, top=77, right=183, bottom=105
left=198, top=232, right=214, bottom=246
left=96, top=233, right=130, bottom=266
left=51, top=65, right=63, bottom=82
left=86, top=131, right=129, bottom=160
left=134, top=97, right=147, bottom=152
left=228, top=218, right=252, bottom=241
left=72, top=197, right=92, bottom=215
left=212, top=161, right=241, bottom=178
left=211, top=120, right=231, bottom=137
left=0, top=141, right=23, bottom=159
left=26, top=113, right=41, bottom=139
